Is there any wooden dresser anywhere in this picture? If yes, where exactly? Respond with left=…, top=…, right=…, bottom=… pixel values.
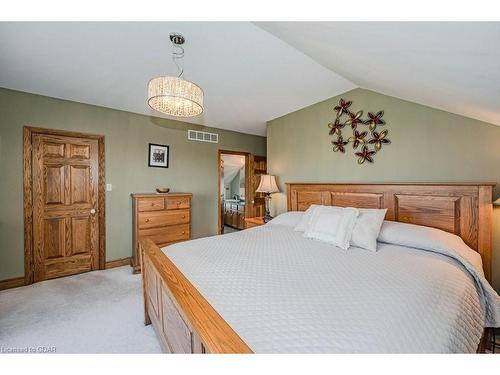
left=131, top=193, right=192, bottom=273
left=223, top=201, right=245, bottom=230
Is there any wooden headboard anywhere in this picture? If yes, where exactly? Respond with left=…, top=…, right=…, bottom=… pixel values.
left=286, top=183, right=494, bottom=281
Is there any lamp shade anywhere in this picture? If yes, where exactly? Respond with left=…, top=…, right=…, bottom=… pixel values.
left=494, top=198, right=500, bottom=206
left=256, top=175, right=279, bottom=194
left=148, top=76, right=204, bottom=117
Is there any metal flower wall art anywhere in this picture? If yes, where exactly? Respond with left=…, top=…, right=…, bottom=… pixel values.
left=328, top=98, right=391, bottom=164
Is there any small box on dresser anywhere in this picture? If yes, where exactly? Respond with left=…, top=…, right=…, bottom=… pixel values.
left=131, top=193, right=192, bottom=273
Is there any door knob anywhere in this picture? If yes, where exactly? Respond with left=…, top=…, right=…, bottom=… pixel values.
left=90, top=208, right=96, bottom=214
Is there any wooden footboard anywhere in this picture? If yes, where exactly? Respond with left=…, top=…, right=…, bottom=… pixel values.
left=139, top=237, right=252, bottom=354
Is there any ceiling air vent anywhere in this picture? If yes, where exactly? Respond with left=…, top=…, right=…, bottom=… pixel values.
left=188, top=130, right=219, bottom=144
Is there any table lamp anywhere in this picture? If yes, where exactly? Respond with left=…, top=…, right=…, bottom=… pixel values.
left=256, top=175, right=279, bottom=222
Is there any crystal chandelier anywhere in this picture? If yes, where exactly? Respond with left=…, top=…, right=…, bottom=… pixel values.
left=148, top=33, right=204, bottom=117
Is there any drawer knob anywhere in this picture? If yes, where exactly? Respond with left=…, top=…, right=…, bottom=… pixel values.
left=182, top=231, right=186, bottom=234
left=182, top=216, right=186, bottom=219
left=145, top=219, right=150, bottom=222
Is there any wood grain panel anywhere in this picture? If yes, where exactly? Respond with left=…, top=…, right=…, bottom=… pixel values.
left=70, top=217, right=90, bottom=255
left=458, top=196, right=478, bottom=250
left=105, top=257, right=131, bottom=269
left=246, top=154, right=267, bottom=218
left=97, top=137, right=106, bottom=270
left=138, top=209, right=190, bottom=229
left=139, top=224, right=190, bottom=245
left=138, top=197, right=165, bottom=212
left=296, top=191, right=323, bottom=210
left=43, top=142, right=65, bottom=158
left=165, top=196, right=190, bottom=210
left=70, top=165, right=90, bottom=204
left=0, top=277, right=25, bottom=291
left=244, top=217, right=265, bottom=229
left=144, top=257, right=160, bottom=321
left=44, top=254, right=92, bottom=279
left=69, top=144, right=90, bottom=159
left=330, top=192, right=384, bottom=208
left=161, top=283, right=193, bottom=353
left=43, top=217, right=65, bottom=259
left=44, top=165, right=65, bottom=205
left=478, top=185, right=493, bottom=281
left=394, top=194, right=460, bottom=234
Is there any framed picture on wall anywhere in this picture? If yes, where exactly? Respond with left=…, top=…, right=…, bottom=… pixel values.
left=148, top=143, right=169, bottom=168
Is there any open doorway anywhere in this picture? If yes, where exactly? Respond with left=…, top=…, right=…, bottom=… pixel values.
left=218, top=151, right=248, bottom=234
left=217, top=150, right=268, bottom=234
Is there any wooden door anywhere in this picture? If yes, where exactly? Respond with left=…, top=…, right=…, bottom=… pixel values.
left=219, top=157, right=224, bottom=233
left=246, top=155, right=267, bottom=218
left=32, top=133, right=100, bottom=281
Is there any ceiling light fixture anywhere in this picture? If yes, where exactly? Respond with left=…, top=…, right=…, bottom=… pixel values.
left=148, top=33, right=204, bottom=118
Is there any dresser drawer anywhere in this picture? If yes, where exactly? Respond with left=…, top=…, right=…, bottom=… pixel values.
left=166, top=196, right=191, bottom=210
left=138, top=209, right=190, bottom=229
left=139, top=224, right=190, bottom=245
left=138, top=197, right=165, bottom=212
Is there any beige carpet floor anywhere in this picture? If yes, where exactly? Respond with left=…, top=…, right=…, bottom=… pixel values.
left=0, top=266, right=161, bottom=353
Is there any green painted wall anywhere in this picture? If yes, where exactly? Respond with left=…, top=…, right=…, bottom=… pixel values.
left=0, top=88, right=266, bottom=280
left=267, top=88, right=500, bottom=293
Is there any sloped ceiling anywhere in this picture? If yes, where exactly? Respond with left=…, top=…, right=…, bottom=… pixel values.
left=0, top=22, right=355, bottom=136
left=222, top=154, right=245, bottom=186
left=257, top=22, right=500, bottom=127
left=1, top=22, right=499, bottom=136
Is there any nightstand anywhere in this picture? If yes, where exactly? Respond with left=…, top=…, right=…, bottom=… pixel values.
left=244, top=217, right=265, bottom=229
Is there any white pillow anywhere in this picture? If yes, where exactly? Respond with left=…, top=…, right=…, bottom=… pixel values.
left=267, top=211, right=304, bottom=227
left=293, top=204, right=320, bottom=232
left=303, top=206, right=359, bottom=250
left=350, top=208, right=387, bottom=252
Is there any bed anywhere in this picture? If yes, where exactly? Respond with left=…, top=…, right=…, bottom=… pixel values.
left=139, top=183, right=498, bottom=353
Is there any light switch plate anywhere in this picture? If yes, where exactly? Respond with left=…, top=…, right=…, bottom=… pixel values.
left=106, top=184, right=113, bottom=192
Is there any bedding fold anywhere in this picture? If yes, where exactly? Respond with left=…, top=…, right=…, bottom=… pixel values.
left=162, top=221, right=498, bottom=352
left=378, top=220, right=500, bottom=327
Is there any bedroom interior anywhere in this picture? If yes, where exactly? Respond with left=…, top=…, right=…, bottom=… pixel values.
left=1, top=2, right=500, bottom=371
left=220, top=153, right=246, bottom=233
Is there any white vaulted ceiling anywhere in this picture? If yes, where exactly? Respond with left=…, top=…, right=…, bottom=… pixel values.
left=0, top=22, right=354, bottom=136
left=222, top=154, right=245, bottom=186
left=257, top=22, right=500, bottom=127
left=1, top=22, right=499, bottom=136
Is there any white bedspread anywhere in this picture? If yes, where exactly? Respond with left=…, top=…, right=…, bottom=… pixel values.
left=162, top=223, right=498, bottom=353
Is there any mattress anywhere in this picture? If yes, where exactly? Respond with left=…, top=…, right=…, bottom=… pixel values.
left=162, top=222, right=495, bottom=353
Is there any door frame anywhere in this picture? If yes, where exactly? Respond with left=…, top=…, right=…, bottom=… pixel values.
left=217, top=150, right=250, bottom=234
left=23, top=126, right=106, bottom=285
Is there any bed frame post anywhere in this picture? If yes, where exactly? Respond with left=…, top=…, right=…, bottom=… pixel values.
left=478, top=185, right=493, bottom=282
left=140, top=242, right=151, bottom=326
